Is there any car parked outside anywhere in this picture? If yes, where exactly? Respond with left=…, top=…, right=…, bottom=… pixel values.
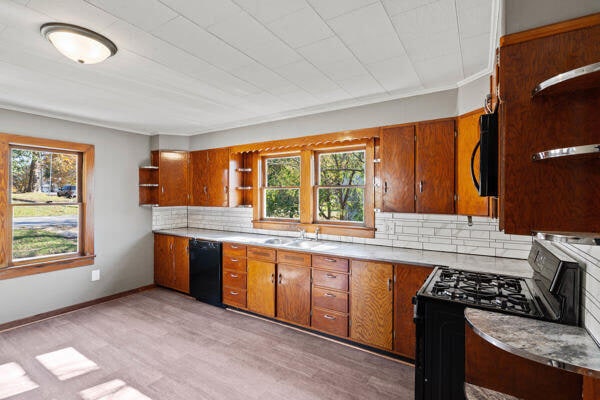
left=57, top=185, right=76, bottom=198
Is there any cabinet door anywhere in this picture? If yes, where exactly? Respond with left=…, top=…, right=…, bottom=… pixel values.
left=393, top=263, right=433, bottom=359
left=172, top=236, right=190, bottom=294
left=277, top=264, right=311, bottom=326
left=380, top=125, right=415, bottom=212
left=189, top=150, right=209, bottom=206
left=154, top=234, right=173, bottom=288
left=350, top=260, right=393, bottom=350
left=456, top=111, right=489, bottom=216
left=247, top=259, right=276, bottom=317
left=416, top=120, right=455, bottom=214
left=207, top=148, right=230, bottom=207
left=158, top=151, right=189, bottom=206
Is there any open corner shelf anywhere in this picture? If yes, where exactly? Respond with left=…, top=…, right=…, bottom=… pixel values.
left=139, top=165, right=159, bottom=206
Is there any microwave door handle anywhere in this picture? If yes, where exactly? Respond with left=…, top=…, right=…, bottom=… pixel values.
left=470, top=140, right=481, bottom=192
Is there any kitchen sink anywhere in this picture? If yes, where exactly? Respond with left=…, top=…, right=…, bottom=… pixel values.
left=262, top=237, right=294, bottom=245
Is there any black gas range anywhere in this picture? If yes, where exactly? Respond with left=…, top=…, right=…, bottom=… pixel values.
left=414, top=240, right=582, bottom=400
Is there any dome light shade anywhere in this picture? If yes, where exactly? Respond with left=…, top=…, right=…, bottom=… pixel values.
left=41, top=23, right=117, bottom=64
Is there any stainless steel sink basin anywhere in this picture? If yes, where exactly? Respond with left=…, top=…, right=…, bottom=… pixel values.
left=284, top=240, right=337, bottom=251
left=262, top=237, right=294, bottom=245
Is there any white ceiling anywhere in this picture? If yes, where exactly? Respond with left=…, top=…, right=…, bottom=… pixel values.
left=0, top=0, right=497, bottom=135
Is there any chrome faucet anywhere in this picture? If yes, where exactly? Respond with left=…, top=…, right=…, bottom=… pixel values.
left=298, top=227, right=306, bottom=240
left=314, top=227, right=320, bottom=241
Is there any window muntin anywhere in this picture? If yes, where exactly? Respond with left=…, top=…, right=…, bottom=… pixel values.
left=263, top=155, right=301, bottom=219
left=316, top=150, right=365, bottom=223
left=10, top=147, right=81, bottom=261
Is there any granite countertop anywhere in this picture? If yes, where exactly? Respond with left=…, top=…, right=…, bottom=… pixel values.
left=154, top=228, right=533, bottom=277
left=465, top=308, right=600, bottom=378
left=464, top=383, right=519, bottom=400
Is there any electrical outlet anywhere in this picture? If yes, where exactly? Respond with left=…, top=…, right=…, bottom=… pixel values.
left=91, top=269, right=100, bottom=281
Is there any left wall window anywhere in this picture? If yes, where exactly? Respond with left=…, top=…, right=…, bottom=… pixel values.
left=0, top=134, right=95, bottom=279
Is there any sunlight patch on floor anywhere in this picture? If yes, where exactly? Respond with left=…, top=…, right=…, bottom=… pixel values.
left=0, top=362, right=39, bottom=399
left=35, top=347, right=99, bottom=381
left=79, top=379, right=152, bottom=400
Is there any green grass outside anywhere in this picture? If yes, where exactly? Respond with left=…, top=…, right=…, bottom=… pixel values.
left=12, top=192, right=61, bottom=203
left=13, top=205, right=78, bottom=217
left=13, top=228, right=77, bottom=259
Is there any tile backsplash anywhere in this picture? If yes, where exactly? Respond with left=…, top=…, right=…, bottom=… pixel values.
left=154, top=206, right=532, bottom=259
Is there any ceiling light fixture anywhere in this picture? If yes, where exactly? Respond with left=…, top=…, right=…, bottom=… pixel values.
left=41, top=23, right=117, bottom=65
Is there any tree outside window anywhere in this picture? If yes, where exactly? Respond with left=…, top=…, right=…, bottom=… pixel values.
left=264, top=155, right=300, bottom=219
left=316, top=150, right=365, bottom=223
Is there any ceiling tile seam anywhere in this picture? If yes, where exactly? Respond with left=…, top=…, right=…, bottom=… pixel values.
left=302, top=1, right=386, bottom=95
left=378, top=0, right=425, bottom=90
left=454, top=0, right=466, bottom=79
left=232, top=0, right=306, bottom=25
left=81, top=0, right=271, bottom=100
left=153, top=0, right=318, bottom=108
left=312, top=0, right=380, bottom=22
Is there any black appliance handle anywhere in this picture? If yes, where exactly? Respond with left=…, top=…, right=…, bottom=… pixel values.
left=470, top=140, right=481, bottom=192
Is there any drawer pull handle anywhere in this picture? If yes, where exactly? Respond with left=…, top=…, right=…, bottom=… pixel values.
left=324, top=258, right=337, bottom=262
left=323, top=314, right=336, bottom=320
left=324, top=292, right=336, bottom=298
left=230, top=273, right=239, bottom=278
left=230, top=291, right=239, bottom=295
left=230, top=245, right=239, bottom=249
left=325, top=273, right=337, bottom=279
left=230, top=258, right=239, bottom=262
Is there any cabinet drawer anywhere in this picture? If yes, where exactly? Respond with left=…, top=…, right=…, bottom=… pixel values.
left=223, top=287, right=247, bottom=308
left=223, top=271, right=247, bottom=289
left=223, top=255, right=247, bottom=272
left=312, top=286, right=348, bottom=313
left=223, top=242, right=247, bottom=258
left=247, top=246, right=276, bottom=262
left=312, top=255, right=349, bottom=272
left=277, top=250, right=311, bottom=266
left=313, top=269, right=349, bottom=291
left=311, top=308, right=348, bottom=337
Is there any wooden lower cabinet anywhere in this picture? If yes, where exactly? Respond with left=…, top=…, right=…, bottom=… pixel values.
left=247, top=259, right=276, bottom=317
left=393, top=263, right=433, bottom=359
left=276, top=263, right=311, bottom=326
left=222, top=242, right=248, bottom=309
left=154, top=234, right=189, bottom=294
left=312, top=308, right=348, bottom=337
left=350, top=260, right=394, bottom=350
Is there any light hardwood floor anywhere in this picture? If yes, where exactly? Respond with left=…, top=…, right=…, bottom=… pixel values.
left=0, top=288, right=414, bottom=399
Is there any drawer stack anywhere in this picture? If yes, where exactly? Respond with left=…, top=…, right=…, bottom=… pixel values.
left=222, top=242, right=247, bottom=309
left=311, top=254, right=350, bottom=337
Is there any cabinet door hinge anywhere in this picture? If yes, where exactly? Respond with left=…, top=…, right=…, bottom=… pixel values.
left=454, top=194, right=458, bottom=201
left=393, top=330, right=396, bottom=340
left=414, top=134, right=417, bottom=142
left=454, top=130, right=457, bottom=138
left=349, top=319, right=352, bottom=327
left=414, top=195, right=417, bottom=201
left=373, top=158, right=381, bottom=164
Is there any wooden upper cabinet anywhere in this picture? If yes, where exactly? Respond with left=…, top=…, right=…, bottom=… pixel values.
left=247, top=259, right=276, bottom=317
left=380, top=125, right=415, bottom=213
left=499, top=18, right=600, bottom=235
left=415, top=120, right=455, bottom=214
left=153, top=151, right=189, bottom=206
left=190, top=148, right=230, bottom=207
left=350, top=260, right=393, bottom=350
left=153, top=234, right=189, bottom=294
left=393, top=263, right=433, bottom=359
left=456, top=110, right=490, bottom=217
left=277, top=263, right=311, bottom=326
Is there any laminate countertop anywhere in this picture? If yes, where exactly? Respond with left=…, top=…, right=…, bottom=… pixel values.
left=465, top=308, right=600, bottom=379
left=154, top=228, right=533, bottom=277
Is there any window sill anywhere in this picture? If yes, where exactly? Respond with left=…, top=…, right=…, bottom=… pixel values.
left=252, top=220, right=375, bottom=238
left=0, top=255, right=96, bottom=280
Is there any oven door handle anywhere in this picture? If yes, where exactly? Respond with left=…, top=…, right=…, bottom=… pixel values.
left=470, top=140, right=481, bottom=192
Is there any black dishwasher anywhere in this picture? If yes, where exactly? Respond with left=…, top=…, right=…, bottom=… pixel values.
left=189, top=239, right=223, bottom=307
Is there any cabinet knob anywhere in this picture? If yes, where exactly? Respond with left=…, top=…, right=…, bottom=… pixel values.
left=270, top=273, right=275, bottom=283
left=278, top=273, right=282, bottom=284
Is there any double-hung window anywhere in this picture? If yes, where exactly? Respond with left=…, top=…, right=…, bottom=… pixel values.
left=0, top=134, right=94, bottom=279
left=316, top=149, right=366, bottom=224
left=263, top=155, right=301, bottom=220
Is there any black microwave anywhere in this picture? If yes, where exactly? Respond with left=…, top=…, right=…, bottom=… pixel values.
left=470, top=109, right=498, bottom=197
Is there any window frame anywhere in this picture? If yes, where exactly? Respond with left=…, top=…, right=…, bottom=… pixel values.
left=314, top=146, right=367, bottom=226
left=261, top=153, right=301, bottom=221
left=252, top=139, right=375, bottom=238
left=0, top=134, right=95, bottom=280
